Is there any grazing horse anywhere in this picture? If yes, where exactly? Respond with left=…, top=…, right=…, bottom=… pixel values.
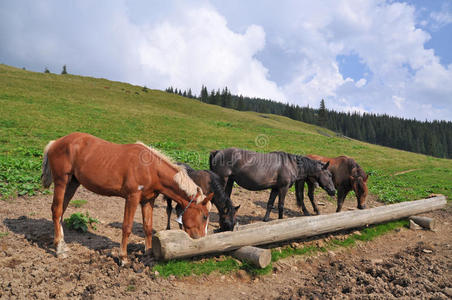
left=304, top=155, right=368, bottom=214
left=165, top=163, right=240, bottom=232
left=41, top=132, right=213, bottom=265
left=209, top=148, right=336, bottom=221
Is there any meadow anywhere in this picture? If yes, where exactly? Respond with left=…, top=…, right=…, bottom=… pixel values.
left=1, top=64, right=450, bottom=203
left=1, top=64, right=451, bottom=278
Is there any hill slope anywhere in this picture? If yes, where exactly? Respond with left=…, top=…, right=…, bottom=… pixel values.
left=0, top=64, right=451, bottom=201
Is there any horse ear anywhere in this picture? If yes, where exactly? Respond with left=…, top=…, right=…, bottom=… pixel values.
left=323, top=161, right=330, bottom=169
left=364, top=174, right=369, bottom=182
left=202, top=192, right=214, bottom=205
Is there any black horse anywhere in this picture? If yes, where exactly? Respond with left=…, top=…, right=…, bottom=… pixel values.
left=209, top=148, right=336, bottom=221
left=165, top=163, right=240, bottom=232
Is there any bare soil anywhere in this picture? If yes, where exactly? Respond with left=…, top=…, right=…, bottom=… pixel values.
left=1, top=187, right=451, bottom=299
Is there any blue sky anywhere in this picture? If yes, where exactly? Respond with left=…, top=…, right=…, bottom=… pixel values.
left=1, top=0, right=451, bottom=121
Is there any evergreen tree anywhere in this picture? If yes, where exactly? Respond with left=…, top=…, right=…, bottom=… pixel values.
left=318, top=99, right=327, bottom=126
left=200, top=85, right=208, bottom=102
left=61, top=65, right=67, bottom=75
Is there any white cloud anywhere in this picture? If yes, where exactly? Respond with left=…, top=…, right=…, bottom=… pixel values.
left=429, top=3, right=452, bottom=30
left=265, top=0, right=452, bottom=120
left=355, top=78, right=367, bottom=88
left=138, top=7, right=285, bottom=100
left=392, top=95, right=405, bottom=109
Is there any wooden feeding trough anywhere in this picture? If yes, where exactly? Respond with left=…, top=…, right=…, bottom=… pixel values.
left=152, top=195, right=446, bottom=261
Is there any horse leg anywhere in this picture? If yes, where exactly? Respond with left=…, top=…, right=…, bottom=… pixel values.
left=263, top=188, right=278, bottom=222
left=141, top=196, right=156, bottom=254
left=277, top=186, right=290, bottom=219
left=54, top=176, right=81, bottom=257
left=62, top=176, right=80, bottom=216
left=296, top=180, right=311, bottom=216
left=307, top=181, right=320, bottom=215
left=336, top=187, right=348, bottom=212
left=225, top=177, right=234, bottom=198
left=165, top=196, right=172, bottom=230
left=120, top=192, right=141, bottom=266
left=51, top=175, right=69, bottom=258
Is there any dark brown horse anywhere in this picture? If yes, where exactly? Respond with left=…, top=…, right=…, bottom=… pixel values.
left=303, top=155, right=368, bottom=214
left=209, top=148, right=336, bottom=221
left=41, top=132, right=213, bottom=265
left=165, top=163, right=240, bottom=232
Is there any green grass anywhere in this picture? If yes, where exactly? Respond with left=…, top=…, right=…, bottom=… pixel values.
left=153, top=257, right=240, bottom=277
left=70, top=199, right=88, bottom=208
left=0, top=232, right=9, bottom=238
left=152, top=220, right=409, bottom=277
left=0, top=64, right=450, bottom=202
left=125, top=285, right=136, bottom=292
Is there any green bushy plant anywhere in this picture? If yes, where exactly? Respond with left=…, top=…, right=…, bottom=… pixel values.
left=64, top=212, right=99, bottom=233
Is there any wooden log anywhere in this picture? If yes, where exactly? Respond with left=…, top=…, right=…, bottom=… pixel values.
left=152, top=195, right=446, bottom=260
left=409, top=219, right=422, bottom=230
left=409, top=216, right=436, bottom=230
left=232, top=246, right=271, bottom=268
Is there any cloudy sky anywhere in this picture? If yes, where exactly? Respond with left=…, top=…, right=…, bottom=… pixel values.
left=1, top=0, right=451, bottom=121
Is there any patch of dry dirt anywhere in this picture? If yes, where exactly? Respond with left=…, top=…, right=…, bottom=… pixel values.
left=0, top=187, right=450, bottom=299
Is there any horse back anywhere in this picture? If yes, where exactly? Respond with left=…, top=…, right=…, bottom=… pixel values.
left=306, top=154, right=358, bottom=187
left=48, top=132, right=151, bottom=196
left=210, top=148, right=298, bottom=189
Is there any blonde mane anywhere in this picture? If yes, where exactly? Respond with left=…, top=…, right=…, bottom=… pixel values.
left=135, top=142, right=204, bottom=203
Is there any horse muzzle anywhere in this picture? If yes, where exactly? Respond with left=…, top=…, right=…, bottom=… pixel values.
left=328, top=189, right=336, bottom=196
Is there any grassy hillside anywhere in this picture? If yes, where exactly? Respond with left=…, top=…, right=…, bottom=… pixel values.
left=0, top=64, right=451, bottom=201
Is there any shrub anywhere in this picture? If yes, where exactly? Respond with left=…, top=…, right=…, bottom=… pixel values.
left=64, top=212, right=99, bottom=233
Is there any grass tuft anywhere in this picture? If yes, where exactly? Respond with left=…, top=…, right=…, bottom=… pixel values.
left=70, top=199, right=88, bottom=208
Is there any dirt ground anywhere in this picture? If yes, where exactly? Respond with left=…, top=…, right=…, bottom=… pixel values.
left=1, top=187, right=451, bottom=299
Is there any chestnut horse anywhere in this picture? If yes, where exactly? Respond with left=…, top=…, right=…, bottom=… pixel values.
left=165, top=163, right=240, bottom=232
left=303, top=155, right=368, bottom=214
left=41, top=132, right=213, bottom=265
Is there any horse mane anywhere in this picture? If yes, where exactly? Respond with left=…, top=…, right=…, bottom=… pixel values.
left=295, top=155, right=321, bottom=175
left=349, top=159, right=367, bottom=179
left=207, top=171, right=234, bottom=211
left=136, top=142, right=204, bottom=203
left=135, top=141, right=180, bottom=170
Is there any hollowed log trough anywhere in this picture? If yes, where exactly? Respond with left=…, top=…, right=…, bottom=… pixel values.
left=152, top=195, right=446, bottom=261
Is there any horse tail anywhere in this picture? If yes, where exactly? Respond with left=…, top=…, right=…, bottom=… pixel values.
left=209, top=150, right=219, bottom=171
left=41, top=140, right=55, bottom=188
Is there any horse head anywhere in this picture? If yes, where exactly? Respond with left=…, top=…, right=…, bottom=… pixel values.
left=182, top=193, right=214, bottom=239
left=350, top=169, right=368, bottom=209
left=313, top=161, right=336, bottom=196
left=217, top=205, right=240, bottom=232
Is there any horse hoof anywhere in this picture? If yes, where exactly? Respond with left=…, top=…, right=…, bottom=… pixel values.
left=263, top=218, right=270, bottom=222
left=57, top=252, right=68, bottom=259
left=56, top=241, right=69, bottom=258
left=303, top=212, right=311, bottom=216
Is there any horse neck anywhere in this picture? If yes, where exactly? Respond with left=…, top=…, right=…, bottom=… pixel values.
left=295, top=155, right=316, bottom=179
left=208, top=172, right=232, bottom=213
